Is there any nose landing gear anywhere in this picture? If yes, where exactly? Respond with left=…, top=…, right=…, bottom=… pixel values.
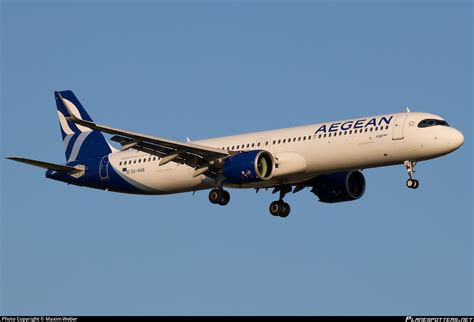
left=404, top=160, right=419, bottom=189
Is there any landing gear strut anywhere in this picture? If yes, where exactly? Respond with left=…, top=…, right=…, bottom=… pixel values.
left=269, top=185, right=292, bottom=217
left=209, top=188, right=230, bottom=206
left=404, top=160, right=419, bottom=189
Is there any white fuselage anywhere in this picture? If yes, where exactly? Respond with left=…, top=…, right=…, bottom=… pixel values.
left=106, top=112, right=464, bottom=194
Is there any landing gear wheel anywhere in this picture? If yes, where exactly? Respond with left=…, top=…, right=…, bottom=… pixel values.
left=412, top=179, right=419, bottom=189
left=406, top=178, right=420, bottom=189
left=218, top=190, right=230, bottom=206
left=280, top=202, right=291, bottom=218
left=269, top=201, right=282, bottom=216
left=209, top=188, right=230, bottom=205
left=209, top=189, right=221, bottom=204
left=269, top=201, right=291, bottom=217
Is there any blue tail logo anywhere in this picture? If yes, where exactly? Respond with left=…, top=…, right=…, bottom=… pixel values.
left=55, top=90, right=113, bottom=162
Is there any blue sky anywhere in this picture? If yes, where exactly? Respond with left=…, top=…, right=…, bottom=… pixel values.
left=1, top=0, right=472, bottom=315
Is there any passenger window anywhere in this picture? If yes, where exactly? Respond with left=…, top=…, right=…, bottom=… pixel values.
left=303, top=136, right=306, bottom=140
left=318, top=134, right=321, bottom=138
left=308, top=135, right=311, bottom=140
left=265, top=141, right=268, bottom=146
left=252, top=143, right=255, bottom=147
left=278, top=139, right=281, bottom=144
left=323, top=134, right=327, bottom=138
left=272, top=141, right=276, bottom=145
left=134, top=160, right=137, bottom=164
left=298, top=137, right=301, bottom=141
left=257, top=142, right=261, bottom=147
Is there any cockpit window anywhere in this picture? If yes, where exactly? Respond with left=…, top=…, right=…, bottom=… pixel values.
left=418, top=119, right=449, bottom=128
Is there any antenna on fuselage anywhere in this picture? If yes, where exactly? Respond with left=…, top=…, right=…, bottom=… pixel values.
left=406, top=106, right=411, bottom=112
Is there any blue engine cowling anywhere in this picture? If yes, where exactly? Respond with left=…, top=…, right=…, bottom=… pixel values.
left=223, top=150, right=275, bottom=184
left=310, top=170, right=366, bottom=203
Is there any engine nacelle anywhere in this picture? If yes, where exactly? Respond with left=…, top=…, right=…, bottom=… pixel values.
left=310, top=170, right=366, bottom=203
left=223, top=150, right=275, bottom=184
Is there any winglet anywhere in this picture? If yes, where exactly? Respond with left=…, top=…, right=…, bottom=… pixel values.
left=406, top=106, right=411, bottom=113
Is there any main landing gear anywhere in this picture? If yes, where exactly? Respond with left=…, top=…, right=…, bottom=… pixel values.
left=404, top=160, right=419, bottom=189
left=209, top=188, right=230, bottom=206
left=269, top=185, right=292, bottom=217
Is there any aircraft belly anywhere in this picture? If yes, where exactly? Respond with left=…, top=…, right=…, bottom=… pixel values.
left=108, top=155, right=214, bottom=194
left=302, top=136, right=403, bottom=174
left=126, top=164, right=214, bottom=193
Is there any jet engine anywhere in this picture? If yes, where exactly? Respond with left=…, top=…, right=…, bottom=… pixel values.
left=223, top=150, right=275, bottom=184
left=310, top=170, right=366, bottom=203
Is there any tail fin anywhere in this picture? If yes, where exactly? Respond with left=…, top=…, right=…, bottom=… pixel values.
left=55, top=90, right=113, bottom=162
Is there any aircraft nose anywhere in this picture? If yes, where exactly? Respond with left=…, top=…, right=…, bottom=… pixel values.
left=449, top=128, right=464, bottom=151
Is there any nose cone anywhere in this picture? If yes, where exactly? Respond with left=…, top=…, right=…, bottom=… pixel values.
left=448, top=128, right=464, bottom=151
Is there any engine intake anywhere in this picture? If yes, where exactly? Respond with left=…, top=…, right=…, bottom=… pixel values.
left=223, top=150, right=275, bottom=184
left=310, top=170, right=366, bottom=203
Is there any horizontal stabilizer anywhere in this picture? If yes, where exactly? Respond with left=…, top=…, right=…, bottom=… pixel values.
left=6, top=156, right=82, bottom=173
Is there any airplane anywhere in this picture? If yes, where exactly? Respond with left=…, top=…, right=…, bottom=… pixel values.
left=7, top=90, right=464, bottom=217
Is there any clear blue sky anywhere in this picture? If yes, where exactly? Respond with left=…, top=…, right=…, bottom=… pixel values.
left=1, top=0, right=472, bottom=316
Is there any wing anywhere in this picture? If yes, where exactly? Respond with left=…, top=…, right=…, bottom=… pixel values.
left=58, top=93, right=230, bottom=175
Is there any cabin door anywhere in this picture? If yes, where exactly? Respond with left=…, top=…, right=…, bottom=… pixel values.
left=99, top=156, right=109, bottom=180
left=392, top=114, right=408, bottom=140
